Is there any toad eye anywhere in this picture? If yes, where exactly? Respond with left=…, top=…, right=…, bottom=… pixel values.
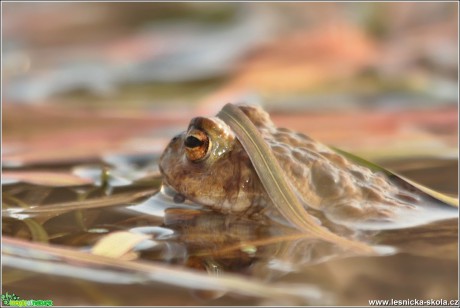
left=184, top=129, right=211, bottom=162
left=184, top=136, right=203, bottom=148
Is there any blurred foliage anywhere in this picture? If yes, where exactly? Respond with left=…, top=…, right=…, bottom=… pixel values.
left=2, top=2, right=458, bottom=109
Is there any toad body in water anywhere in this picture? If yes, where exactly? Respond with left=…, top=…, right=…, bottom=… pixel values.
left=159, top=104, right=457, bottom=238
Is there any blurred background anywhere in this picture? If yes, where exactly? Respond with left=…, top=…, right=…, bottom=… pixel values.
left=2, top=1, right=458, bottom=172
left=2, top=3, right=459, bottom=306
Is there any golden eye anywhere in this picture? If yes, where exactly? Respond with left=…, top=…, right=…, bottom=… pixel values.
left=184, top=129, right=211, bottom=162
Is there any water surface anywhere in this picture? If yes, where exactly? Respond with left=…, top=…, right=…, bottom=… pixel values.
left=2, top=153, right=458, bottom=305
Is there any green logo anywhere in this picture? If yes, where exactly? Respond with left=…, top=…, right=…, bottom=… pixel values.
left=2, top=293, right=20, bottom=305
left=1, top=293, right=53, bottom=307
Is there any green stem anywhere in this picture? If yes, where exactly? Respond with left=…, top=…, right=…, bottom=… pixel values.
left=217, top=104, right=373, bottom=253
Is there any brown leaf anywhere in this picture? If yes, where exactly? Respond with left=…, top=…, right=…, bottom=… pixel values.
left=3, top=171, right=94, bottom=187
left=91, top=231, right=150, bottom=259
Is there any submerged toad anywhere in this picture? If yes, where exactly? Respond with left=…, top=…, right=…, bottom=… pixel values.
left=160, top=105, right=424, bottom=225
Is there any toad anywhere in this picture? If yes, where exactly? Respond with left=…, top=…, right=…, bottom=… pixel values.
left=159, top=104, right=437, bottom=228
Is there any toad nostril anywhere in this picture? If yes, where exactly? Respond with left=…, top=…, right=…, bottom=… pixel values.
left=171, top=134, right=181, bottom=142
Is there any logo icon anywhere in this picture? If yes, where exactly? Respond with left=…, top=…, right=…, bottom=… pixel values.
left=1, top=292, right=20, bottom=306
left=0, top=293, right=53, bottom=307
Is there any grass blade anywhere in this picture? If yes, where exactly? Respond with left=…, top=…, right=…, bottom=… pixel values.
left=217, top=104, right=372, bottom=253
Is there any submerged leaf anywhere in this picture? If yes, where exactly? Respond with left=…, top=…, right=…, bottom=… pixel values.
left=91, top=231, right=150, bottom=259
left=3, top=193, right=31, bottom=208
left=22, top=219, right=49, bottom=243
left=2, top=189, right=156, bottom=216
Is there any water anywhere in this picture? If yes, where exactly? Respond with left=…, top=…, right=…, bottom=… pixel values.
left=2, top=155, right=458, bottom=305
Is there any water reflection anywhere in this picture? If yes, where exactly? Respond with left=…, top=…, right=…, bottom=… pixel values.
left=2, top=155, right=458, bottom=305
